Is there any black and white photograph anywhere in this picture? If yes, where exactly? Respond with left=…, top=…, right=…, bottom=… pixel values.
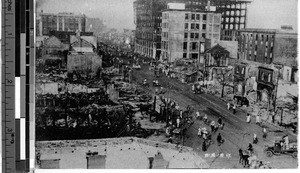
left=34, top=0, right=298, bottom=170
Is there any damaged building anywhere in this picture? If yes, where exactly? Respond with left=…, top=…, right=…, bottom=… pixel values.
left=235, top=28, right=298, bottom=111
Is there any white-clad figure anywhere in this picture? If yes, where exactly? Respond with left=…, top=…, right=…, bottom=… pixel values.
left=203, top=114, right=208, bottom=122
left=176, top=117, right=180, bottom=128
left=198, top=127, right=202, bottom=136
left=192, top=84, right=195, bottom=92
left=246, top=114, right=251, bottom=123
left=227, top=102, right=231, bottom=110
left=196, top=111, right=200, bottom=119
left=256, top=114, right=261, bottom=125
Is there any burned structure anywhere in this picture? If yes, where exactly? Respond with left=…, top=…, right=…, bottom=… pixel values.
left=235, top=28, right=297, bottom=110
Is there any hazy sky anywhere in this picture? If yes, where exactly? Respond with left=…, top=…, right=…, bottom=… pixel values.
left=36, top=0, right=136, bottom=31
left=0, top=0, right=298, bottom=38
left=247, top=0, right=298, bottom=30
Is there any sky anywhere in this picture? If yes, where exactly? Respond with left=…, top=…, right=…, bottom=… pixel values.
left=0, top=0, right=298, bottom=37
left=247, top=0, right=298, bottom=31
left=36, top=0, right=136, bottom=31
left=35, top=0, right=298, bottom=32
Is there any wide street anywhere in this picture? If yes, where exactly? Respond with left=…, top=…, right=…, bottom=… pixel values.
left=132, top=63, right=298, bottom=168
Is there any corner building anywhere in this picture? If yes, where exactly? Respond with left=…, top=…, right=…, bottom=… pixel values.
left=161, top=9, right=221, bottom=62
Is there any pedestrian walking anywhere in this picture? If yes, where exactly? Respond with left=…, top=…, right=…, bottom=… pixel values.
left=203, top=114, right=208, bottom=122
left=217, top=133, right=224, bottom=146
left=210, top=121, right=216, bottom=132
left=256, top=114, right=261, bottom=125
left=176, top=117, right=180, bottom=128
left=232, top=104, right=237, bottom=114
left=197, top=127, right=202, bottom=136
left=253, top=134, right=258, bottom=144
left=180, top=110, right=183, bottom=118
left=192, top=84, right=195, bottom=93
left=202, top=141, right=207, bottom=151
left=196, top=111, right=200, bottom=119
left=246, top=113, right=251, bottom=123
left=262, top=127, right=267, bottom=139
left=227, top=102, right=231, bottom=110
left=247, top=143, right=253, bottom=154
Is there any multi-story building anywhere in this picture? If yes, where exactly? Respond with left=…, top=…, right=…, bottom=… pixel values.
left=134, top=0, right=167, bottom=59
left=235, top=28, right=297, bottom=109
left=167, top=0, right=251, bottom=40
left=133, top=0, right=251, bottom=59
left=37, top=11, right=86, bottom=36
left=161, top=8, right=221, bottom=62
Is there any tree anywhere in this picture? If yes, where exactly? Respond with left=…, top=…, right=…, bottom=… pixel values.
left=216, top=68, right=233, bottom=98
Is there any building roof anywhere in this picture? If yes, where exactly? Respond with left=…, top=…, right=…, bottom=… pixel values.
left=39, top=12, right=85, bottom=18
left=239, top=28, right=297, bottom=35
left=162, top=8, right=221, bottom=14
left=207, top=44, right=230, bottom=56
left=44, top=36, right=66, bottom=48
left=70, top=38, right=95, bottom=49
left=36, top=137, right=209, bottom=169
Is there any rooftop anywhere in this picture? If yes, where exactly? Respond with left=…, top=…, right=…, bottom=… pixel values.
left=36, top=137, right=209, bottom=169
left=239, top=28, right=297, bottom=35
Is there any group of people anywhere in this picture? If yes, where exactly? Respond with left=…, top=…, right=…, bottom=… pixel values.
left=246, top=113, right=262, bottom=126
left=197, top=113, right=225, bottom=151
left=227, top=102, right=237, bottom=114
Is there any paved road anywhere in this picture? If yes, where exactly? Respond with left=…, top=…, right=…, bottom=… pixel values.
left=132, top=64, right=298, bottom=168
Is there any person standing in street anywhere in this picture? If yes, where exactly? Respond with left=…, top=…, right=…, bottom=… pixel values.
left=256, top=114, right=261, bottom=126
left=192, top=84, right=195, bottom=93
left=246, top=113, right=251, bottom=123
left=217, top=133, right=223, bottom=146
left=263, top=127, right=267, bottom=139
left=233, top=104, right=237, bottom=114
left=196, top=111, right=200, bottom=119
left=227, top=102, right=231, bottom=110
left=176, top=117, right=180, bottom=128
left=210, top=121, right=216, bottom=133
left=253, top=134, right=258, bottom=144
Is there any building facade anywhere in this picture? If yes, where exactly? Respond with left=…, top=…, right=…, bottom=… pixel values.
left=235, top=28, right=297, bottom=109
left=37, top=12, right=86, bottom=36
left=161, top=9, right=221, bottom=62
left=134, top=0, right=167, bottom=59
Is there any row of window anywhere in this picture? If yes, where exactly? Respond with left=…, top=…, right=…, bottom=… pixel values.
left=162, top=32, right=168, bottom=38
left=162, top=23, right=169, bottom=29
left=185, top=13, right=206, bottom=21
left=222, top=17, right=245, bottom=23
left=222, top=10, right=246, bottom=16
left=185, top=23, right=204, bottom=30
left=183, top=42, right=199, bottom=50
